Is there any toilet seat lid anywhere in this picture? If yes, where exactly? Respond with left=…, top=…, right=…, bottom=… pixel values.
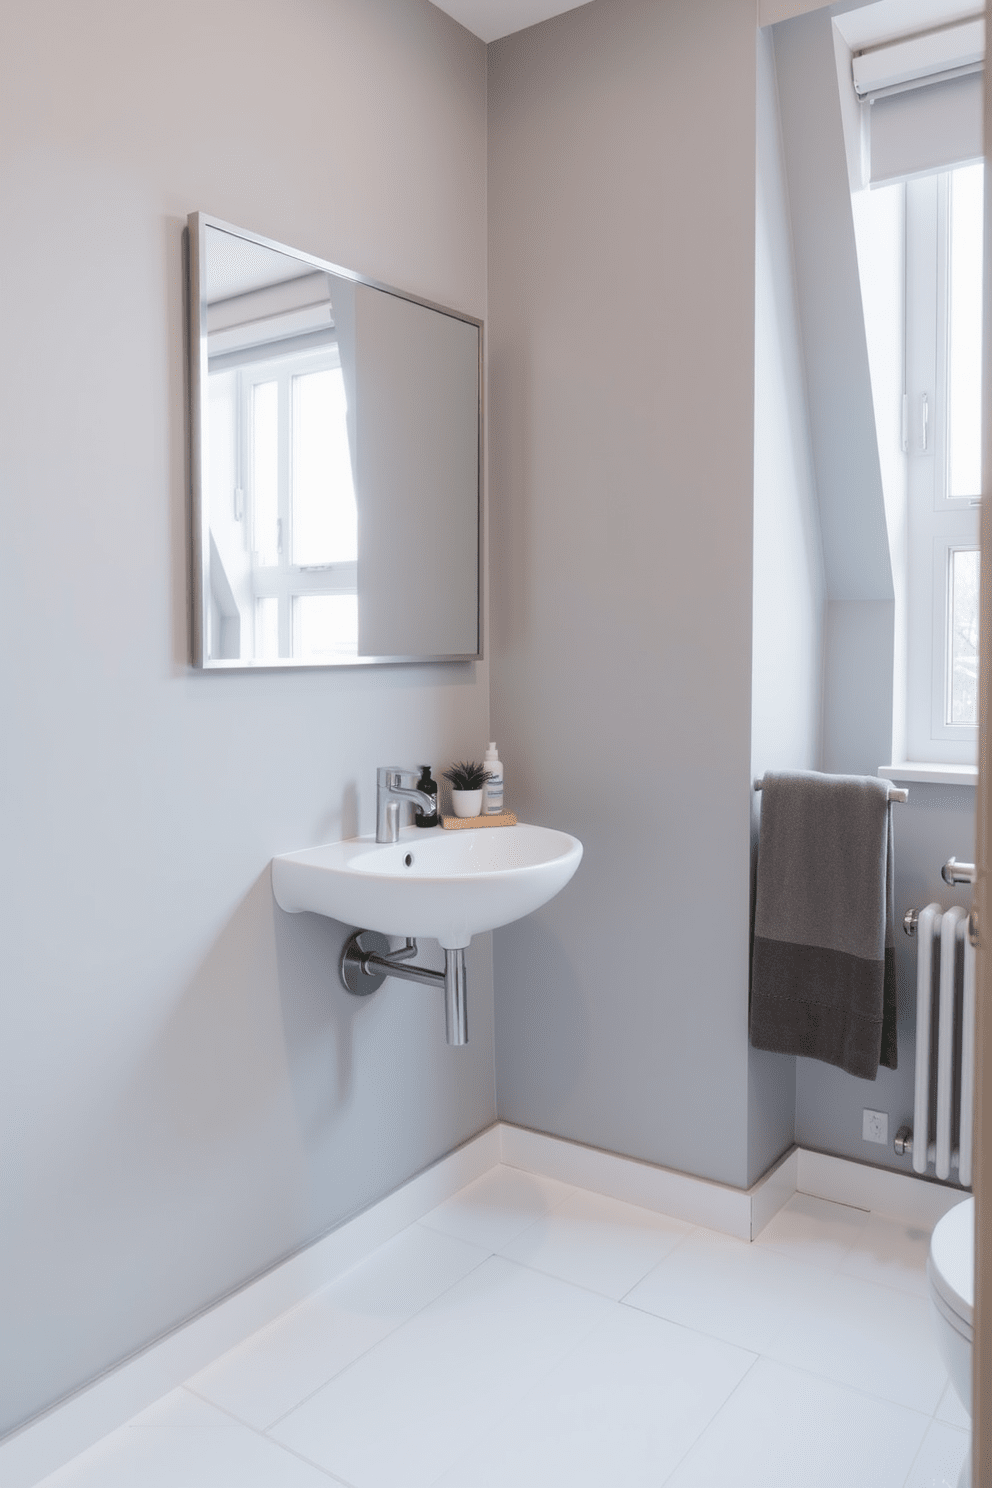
left=929, top=1198, right=974, bottom=1328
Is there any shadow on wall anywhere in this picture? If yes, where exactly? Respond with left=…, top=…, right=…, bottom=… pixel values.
left=493, top=914, right=590, bottom=1118
left=3, top=872, right=351, bottom=1439
left=115, top=870, right=374, bottom=1262
left=271, top=895, right=369, bottom=1136
left=311, top=780, right=360, bottom=856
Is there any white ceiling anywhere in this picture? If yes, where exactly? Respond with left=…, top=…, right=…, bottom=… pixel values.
left=429, top=0, right=592, bottom=43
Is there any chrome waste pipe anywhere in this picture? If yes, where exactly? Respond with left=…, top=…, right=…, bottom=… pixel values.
left=443, top=949, right=468, bottom=1046
left=340, top=930, right=468, bottom=1046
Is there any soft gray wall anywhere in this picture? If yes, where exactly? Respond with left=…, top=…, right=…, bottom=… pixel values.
left=488, top=0, right=760, bottom=1189
left=0, top=0, right=493, bottom=1438
left=749, top=24, right=828, bottom=1182
left=773, top=8, right=896, bottom=785
left=751, top=25, right=825, bottom=780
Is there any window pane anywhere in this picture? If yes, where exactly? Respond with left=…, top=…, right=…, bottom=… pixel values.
left=251, top=380, right=280, bottom=565
left=294, top=595, right=358, bottom=662
left=292, top=368, right=358, bottom=566
left=949, top=547, right=979, bottom=725
left=255, top=596, right=279, bottom=662
left=948, top=164, right=984, bottom=499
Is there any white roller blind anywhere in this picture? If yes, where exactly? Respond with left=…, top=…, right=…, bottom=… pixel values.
left=870, top=70, right=984, bottom=182
left=853, top=17, right=985, bottom=184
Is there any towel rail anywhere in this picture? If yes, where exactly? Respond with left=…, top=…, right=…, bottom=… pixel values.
left=752, top=777, right=908, bottom=803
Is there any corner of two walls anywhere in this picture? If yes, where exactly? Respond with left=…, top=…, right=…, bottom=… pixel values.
left=748, top=21, right=822, bottom=1184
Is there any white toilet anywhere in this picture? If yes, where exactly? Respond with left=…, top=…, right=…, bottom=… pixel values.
left=928, top=1197, right=973, bottom=1487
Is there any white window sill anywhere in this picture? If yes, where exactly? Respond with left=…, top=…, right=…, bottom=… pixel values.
left=878, top=762, right=978, bottom=786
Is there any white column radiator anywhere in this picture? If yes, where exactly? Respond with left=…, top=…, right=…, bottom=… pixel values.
left=900, top=866, right=977, bottom=1187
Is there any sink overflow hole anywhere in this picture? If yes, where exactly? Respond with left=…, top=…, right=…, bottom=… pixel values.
left=404, top=853, right=413, bottom=867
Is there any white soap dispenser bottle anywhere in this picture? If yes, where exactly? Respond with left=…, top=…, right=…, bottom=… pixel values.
left=483, top=742, right=504, bottom=815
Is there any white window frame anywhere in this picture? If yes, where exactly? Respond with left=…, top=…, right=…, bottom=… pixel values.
left=239, top=342, right=358, bottom=662
left=904, top=166, right=981, bottom=765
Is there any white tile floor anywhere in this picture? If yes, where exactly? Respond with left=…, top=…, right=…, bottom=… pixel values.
left=37, top=1166, right=970, bottom=1488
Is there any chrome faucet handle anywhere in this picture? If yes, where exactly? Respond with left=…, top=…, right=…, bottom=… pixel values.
left=375, top=765, right=436, bottom=842
left=377, top=765, right=415, bottom=787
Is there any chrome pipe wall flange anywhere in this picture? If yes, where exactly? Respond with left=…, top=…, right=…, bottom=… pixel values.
left=340, top=929, right=391, bottom=996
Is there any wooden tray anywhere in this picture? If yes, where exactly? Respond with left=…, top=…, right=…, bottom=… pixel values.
left=441, top=811, right=517, bottom=830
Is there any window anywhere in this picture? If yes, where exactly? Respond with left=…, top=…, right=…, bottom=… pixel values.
left=905, top=161, right=983, bottom=763
left=239, top=344, right=359, bottom=663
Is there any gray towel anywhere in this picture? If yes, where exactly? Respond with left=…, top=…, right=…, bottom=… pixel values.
left=749, top=771, right=898, bottom=1080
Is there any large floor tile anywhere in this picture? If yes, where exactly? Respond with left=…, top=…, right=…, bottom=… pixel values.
left=840, top=1211, right=933, bottom=1298
left=419, top=1164, right=573, bottom=1253
left=271, top=1256, right=613, bottom=1488
left=754, top=1192, right=869, bottom=1271
left=624, top=1225, right=828, bottom=1353
left=36, top=1412, right=340, bottom=1488
left=434, top=1304, right=755, bottom=1488
left=499, top=1187, right=692, bottom=1299
left=765, top=1268, right=948, bottom=1414
left=189, top=1223, right=487, bottom=1429
left=902, top=1419, right=970, bottom=1488
left=664, top=1357, right=930, bottom=1488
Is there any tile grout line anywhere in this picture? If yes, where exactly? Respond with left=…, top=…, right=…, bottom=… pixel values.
left=656, top=1351, right=764, bottom=1487
left=186, top=1216, right=502, bottom=1437
left=178, top=1386, right=358, bottom=1486
left=394, top=1259, right=636, bottom=1487
left=257, top=1238, right=497, bottom=1435
left=750, top=1352, right=944, bottom=1421
left=897, top=1414, right=969, bottom=1488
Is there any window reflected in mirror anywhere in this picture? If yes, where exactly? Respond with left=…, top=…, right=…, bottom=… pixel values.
left=192, top=216, right=481, bottom=669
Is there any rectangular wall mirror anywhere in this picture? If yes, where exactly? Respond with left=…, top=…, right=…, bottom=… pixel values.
left=187, top=213, right=482, bottom=668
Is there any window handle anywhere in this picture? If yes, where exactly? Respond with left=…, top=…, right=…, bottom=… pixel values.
left=922, top=392, right=929, bottom=452
left=277, top=517, right=283, bottom=556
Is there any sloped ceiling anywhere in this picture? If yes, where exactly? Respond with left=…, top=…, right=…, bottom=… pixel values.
left=429, top=0, right=592, bottom=43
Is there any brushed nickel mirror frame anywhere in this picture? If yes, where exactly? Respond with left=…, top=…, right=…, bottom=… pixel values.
left=186, top=211, right=483, bottom=670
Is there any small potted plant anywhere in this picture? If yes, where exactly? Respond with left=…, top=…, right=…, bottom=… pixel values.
left=443, top=761, right=492, bottom=818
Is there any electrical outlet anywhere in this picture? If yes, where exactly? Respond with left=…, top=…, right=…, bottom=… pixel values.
left=862, top=1109, right=888, bottom=1145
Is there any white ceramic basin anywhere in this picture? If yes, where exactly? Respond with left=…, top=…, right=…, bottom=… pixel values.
left=272, top=823, right=582, bottom=949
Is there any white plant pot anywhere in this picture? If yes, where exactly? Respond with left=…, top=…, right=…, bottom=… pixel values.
left=451, top=789, right=483, bottom=818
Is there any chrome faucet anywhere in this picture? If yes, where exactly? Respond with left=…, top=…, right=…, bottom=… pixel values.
left=376, top=767, right=436, bottom=843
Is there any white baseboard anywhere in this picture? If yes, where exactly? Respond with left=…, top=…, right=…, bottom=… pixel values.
left=3, top=1123, right=963, bottom=1488
left=750, top=1146, right=800, bottom=1238
left=498, top=1124, right=797, bottom=1242
left=498, top=1127, right=964, bottom=1237
left=796, top=1148, right=968, bottom=1227
left=0, top=1125, right=500, bottom=1488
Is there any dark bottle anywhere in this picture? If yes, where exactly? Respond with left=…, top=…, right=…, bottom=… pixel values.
left=415, top=765, right=438, bottom=828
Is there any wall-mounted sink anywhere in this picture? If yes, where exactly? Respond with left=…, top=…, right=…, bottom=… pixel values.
left=271, top=822, right=582, bottom=949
